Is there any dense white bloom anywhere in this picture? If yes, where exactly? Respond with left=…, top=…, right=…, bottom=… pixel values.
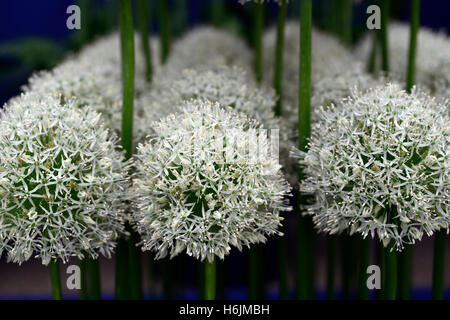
left=160, top=26, right=252, bottom=80
left=292, top=83, right=450, bottom=250
left=133, top=100, right=291, bottom=262
left=23, top=32, right=160, bottom=144
left=355, top=23, right=450, bottom=100
left=138, top=66, right=279, bottom=130
left=0, top=93, right=131, bottom=265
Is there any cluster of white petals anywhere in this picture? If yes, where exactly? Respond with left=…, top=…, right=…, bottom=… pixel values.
left=292, top=84, right=450, bottom=250
left=132, top=100, right=291, bottom=262
left=160, top=26, right=252, bottom=80
left=23, top=32, right=160, bottom=144
left=0, top=93, right=131, bottom=265
left=355, top=23, right=450, bottom=100
left=138, top=65, right=279, bottom=130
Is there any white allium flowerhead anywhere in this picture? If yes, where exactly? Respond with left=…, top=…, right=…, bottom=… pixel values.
left=133, top=99, right=292, bottom=263
left=24, top=32, right=160, bottom=145
left=160, top=26, right=252, bottom=80
left=292, top=83, right=450, bottom=250
left=355, top=23, right=450, bottom=100
left=139, top=66, right=279, bottom=131
left=0, top=93, right=131, bottom=265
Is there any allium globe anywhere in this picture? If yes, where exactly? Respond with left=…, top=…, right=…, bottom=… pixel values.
left=0, top=93, right=131, bottom=265
left=132, top=100, right=292, bottom=262
left=292, top=84, right=450, bottom=250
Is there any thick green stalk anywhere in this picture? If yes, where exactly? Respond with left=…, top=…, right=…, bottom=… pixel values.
left=204, top=261, right=216, bottom=300
left=79, top=259, right=87, bottom=300
left=340, top=0, right=353, bottom=45
left=367, top=32, right=378, bottom=73
left=397, top=246, right=411, bottom=299
left=128, top=231, right=142, bottom=299
left=406, top=0, right=420, bottom=92
left=49, top=260, right=62, bottom=300
left=358, top=238, right=369, bottom=300
left=326, top=236, right=337, bottom=299
left=216, top=260, right=225, bottom=300
left=273, top=0, right=287, bottom=116
left=88, top=258, right=101, bottom=300
left=384, top=244, right=397, bottom=300
left=136, top=0, right=153, bottom=82
left=116, top=0, right=135, bottom=300
left=210, top=0, right=225, bottom=27
left=432, top=231, right=446, bottom=300
left=115, top=239, right=129, bottom=299
left=253, top=2, right=264, bottom=83
left=248, top=245, right=263, bottom=299
left=296, top=0, right=312, bottom=300
left=157, top=0, right=170, bottom=63
left=378, top=0, right=390, bottom=72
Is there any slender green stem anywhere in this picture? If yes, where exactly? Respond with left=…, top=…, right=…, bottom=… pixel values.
left=273, top=1, right=287, bottom=116
left=397, top=246, right=411, bottom=299
left=115, top=239, right=129, bottom=299
left=157, top=0, right=170, bottom=64
left=367, top=32, right=378, bottom=73
left=88, top=258, right=101, bottom=300
left=376, top=241, right=385, bottom=299
left=136, top=0, right=153, bottom=82
left=384, top=244, right=397, bottom=300
left=253, top=2, right=264, bottom=84
left=296, top=0, right=312, bottom=300
left=432, top=231, right=446, bottom=300
left=204, top=261, right=216, bottom=300
left=277, top=236, right=288, bottom=299
left=358, top=238, right=369, bottom=300
left=340, top=0, right=353, bottom=46
left=249, top=245, right=263, bottom=299
left=326, top=236, right=337, bottom=300
left=378, top=0, right=390, bottom=72
left=128, top=231, right=142, bottom=299
left=210, top=0, right=225, bottom=27
left=79, top=259, right=87, bottom=300
left=49, top=259, right=62, bottom=300
left=216, top=259, right=225, bottom=299
left=406, top=0, right=420, bottom=92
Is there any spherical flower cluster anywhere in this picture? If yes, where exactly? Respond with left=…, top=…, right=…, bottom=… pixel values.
left=160, top=26, right=252, bottom=80
left=0, top=93, right=131, bottom=265
left=355, top=23, right=450, bottom=100
left=132, top=100, right=292, bottom=262
left=293, top=83, right=450, bottom=250
left=138, top=66, right=279, bottom=130
left=24, top=32, right=160, bottom=144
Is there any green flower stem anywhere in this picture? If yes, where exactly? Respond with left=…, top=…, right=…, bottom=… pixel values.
left=340, top=0, right=353, bottom=46
left=384, top=207, right=397, bottom=300
left=79, top=259, right=87, bottom=300
left=378, top=0, right=390, bottom=72
left=384, top=244, right=397, bottom=300
left=162, top=259, right=173, bottom=299
left=88, top=258, right=101, bottom=300
left=432, top=231, right=446, bottom=300
left=249, top=245, right=264, bottom=299
left=49, top=259, right=62, bottom=300
left=297, top=0, right=312, bottom=300
left=210, top=0, right=225, bottom=27
left=115, top=239, right=129, bottom=299
left=326, top=235, right=337, bottom=299
left=406, top=0, right=420, bottom=92
left=253, top=2, right=264, bottom=84
left=273, top=0, right=287, bottom=116
left=128, top=231, right=142, bottom=299
left=358, top=238, right=369, bottom=300
left=367, top=32, right=378, bottom=73
left=157, top=0, right=170, bottom=64
left=204, top=260, right=216, bottom=300
left=397, top=246, right=411, bottom=299
left=136, top=0, right=153, bottom=82
left=116, top=0, right=135, bottom=300
left=216, top=260, right=225, bottom=300
left=376, top=241, right=385, bottom=299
